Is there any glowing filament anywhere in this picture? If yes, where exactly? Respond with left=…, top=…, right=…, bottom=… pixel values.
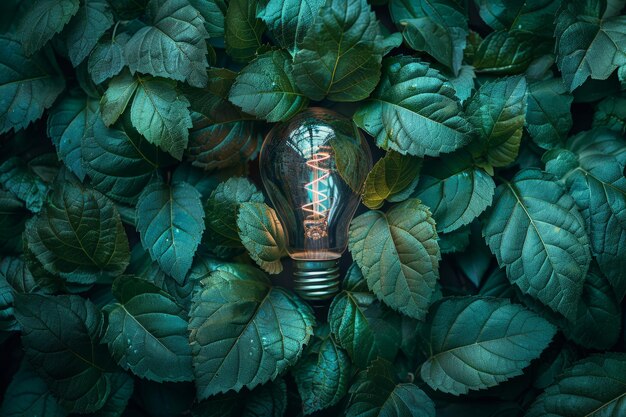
left=303, top=151, right=331, bottom=239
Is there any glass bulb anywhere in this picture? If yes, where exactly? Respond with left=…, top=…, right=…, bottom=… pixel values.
left=259, top=108, right=372, bottom=301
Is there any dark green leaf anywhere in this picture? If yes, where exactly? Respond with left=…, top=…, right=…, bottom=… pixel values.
left=88, top=33, right=130, bottom=85
left=188, top=268, right=314, bottom=399
left=188, top=0, right=225, bottom=38
left=349, top=199, right=440, bottom=320
left=100, top=69, right=138, bottom=126
left=0, top=157, right=49, bottom=213
left=354, top=56, right=471, bottom=157
left=467, top=75, right=527, bottom=168
left=192, top=379, right=287, bottom=417
left=0, top=190, right=27, bottom=253
left=64, top=0, right=114, bottom=66
left=448, top=64, right=476, bottom=103
left=13, top=294, right=115, bottom=413
left=593, top=94, right=626, bottom=134
left=91, top=371, right=134, bottom=417
left=17, top=0, right=79, bottom=55
left=229, top=50, right=308, bottom=122
left=224, top=0, right=266, bottom=63
left=525, top=78, right=573, bottom=150
left=292, top=325, right=351, bottom=415
left=292, top=0, right=383, bottom=101
left=237, top=202, right=286, bottom=274
left=0, top=35, right=65, bottom=134
left=483, top=169, right=590, bottom=320
left=125, top=0, right=210, bottom=87
left=103, top=275, right=193, bottom=382
left=362, top=151, right=422, bottom=210
left=421, top=296, right=556, bottom=395
left=438, top=225, right=471, bottom=254
left=413, top=151, right=495, bottom=233
left=526, top=353, right=626, bottom=417
left=474, top=0, right=560, bottom=34
left=345, top=358, right=435, bottom=417
left=24, top=180, right=130, bottom=284
left=473, top=30, right=540, bottom=75
left=136, top=179, right=205, bottom=283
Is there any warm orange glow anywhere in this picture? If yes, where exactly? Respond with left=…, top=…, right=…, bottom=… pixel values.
left=303, top=151, right=330, bottom=239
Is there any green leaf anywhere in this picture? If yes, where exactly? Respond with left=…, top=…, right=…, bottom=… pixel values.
left=349, top=199, right=440, bottom=320
left=526, top=353, right=626, bottom=417
left=103, top=275, right=193, bottom=382
left=362, top=151, right=422, bottom=210
left=555, top=1, right=626, bottom=91
left=0, top=35, right=65, bottom=134
left=472, top=30, right=541, bottom=75
left=88, top=33, right=130, bottom=85
left=0, top=266, right=17, bottom=332
left=0, top=157, right=50, bottom=213
left=82, top=118, right=161, bottom=205
left=17, top=0, right=79, bottom=55
left=136, top=179, right=205, bottom=283
left=188, top=269, right=314, bottom=399
left=47, top=92, right=100, bottom=181
left=328, top=290, right=401, bottom=368
left=292, top=325, right=351, bottom=415
left=438, top=225, right=471, bottom=254
left=257, top=0, right=324, bottom=55
left=0, top=361, right=67, bottom=417
left=0, top=190, right=28, bottom=253
left=64, top=0, right=114, bottom=66
left=390, top=0, right=468, bottom=76
left=229, top=50, right=308, bottom=122
left=413, top=151, right=495, bottom=233
left=24, top=180, right=130, bottom=283
left=91, top=371, right=134, bottom=417
left=192, top=379, right=287, bottom=417
left=224, top=0, right=266, bottom=63
left=547, top=129, right=626, bottom=300
left=131, top=76, right=193, bottom=160
left=525, top=78, right=573, bottom=150
left=593, top=94, right=626, bottom=134
left=483, top=169, right=591, bottom=320
left=466, top=75, right=527, bottom=168
left=292, top=0, right=383, bottom=102
left=421, top=296, right=556, bottom=395
left=13, top=294, right=115, bottom=413
left=474, top=0, right=560, bottom=34
left=125, top=0, right=210, bottom=87
left=100, top=70, right=139, bottom=126
left=354, top=56, right=471, bottom=157
left=448, top=64, right=476, bottom=103
left=237, top=202, right=286, bottom=274
left=345, top=358, right=435, bottom=417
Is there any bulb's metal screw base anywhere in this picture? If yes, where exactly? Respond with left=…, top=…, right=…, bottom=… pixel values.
left=293, top=259, right=340, bottom=301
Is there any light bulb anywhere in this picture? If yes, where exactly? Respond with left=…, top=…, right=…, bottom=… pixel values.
left=259, top=108, right=372, bottom=301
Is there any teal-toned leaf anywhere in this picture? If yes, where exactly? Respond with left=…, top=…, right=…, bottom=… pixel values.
left=172, top=163, right=228, bottom=199
left=438, top=226, right=471, bottom=254
left=103, top=275, right=193, bottom=382
left=362, top=151, right=422, bottom=210
left=345, top=358, right=435, bottom=417
left=224, top=0, right=266, bottom=63
left=24, top=180, right=130, bottom=284
left=533, top=343, right=578, bottom=390
left=478, top=268, right=516, bottom=299
left=134, top=380, right=194, bottom=417
left=47, top=92, right=100, bottom=180
left=413, top=151, right=495, bottom=233
left=229, top=50, right=308, bottom=122
left=292, top=0, right=383, bottom=102
left=188, top=0, right=225, bottom=38
left=455, top=223, right=492, bottom=287
left=91, top=371, right=134, bottom=417
left=125, top=0, right=210, bottom=87
left=354, top=56, right=471, bottom=157
left=292, top=325, right=351, bottom=415
left=17, top=0, right=79, bottom=55
left=0, top=361, right=67, bottom=417
left=349, top=199, right=440, bottom=320
left=390, top=0, right=468, bottom=76
left=237, top=202, right=286, bottom=274
left=474, top=0, right=560, bottom=34
left=546, top=129, right=626, bottom=300
left=555, top=2, right=626, bottom=91
left=0, top=266, right=17, bottom=331
left=448, top=64, right=476, bottom=103
left=0, top=190, right=28, bottom=253
left=421, top=296, right=557, bottom=395
left=467, top=75, right=527, bottom=168
left=0, top=157, right=49, bottom=213
left=188, top=269, right=314, bottom=399
left=328, top=286, right=401, bottom=368
left=0, top=35, right=65, bottom=134
left=13, top=294, right=115, bottom=413
left=100, top=70, right=138, bottom=126
left=472, top=30, right=540, bottom=75
left=131, top=76, right=193, bottom=160
left=136, top=180, right=204, bottom=283
left=593, top=94, right=626, bottom=134
left=192, top=379, right=287, bottom=417
left=64, top=0, right=114, bottom=66
left=88, top=33, right=130, bottom=85
left=526, top=78, right=573, bottom=149
left=483, top=169, right=590, bottom=320
left=526, top=353, right=626, bottom=417
left=82, top=118, right=160, bottom=205
left=257, top=0, right=324, bottom=55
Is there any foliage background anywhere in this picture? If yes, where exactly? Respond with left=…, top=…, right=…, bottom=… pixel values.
left=1, top=0, right=626, bottom=416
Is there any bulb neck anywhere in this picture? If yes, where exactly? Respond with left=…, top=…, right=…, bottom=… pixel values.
left=293, top=259, right=340, bottom=302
